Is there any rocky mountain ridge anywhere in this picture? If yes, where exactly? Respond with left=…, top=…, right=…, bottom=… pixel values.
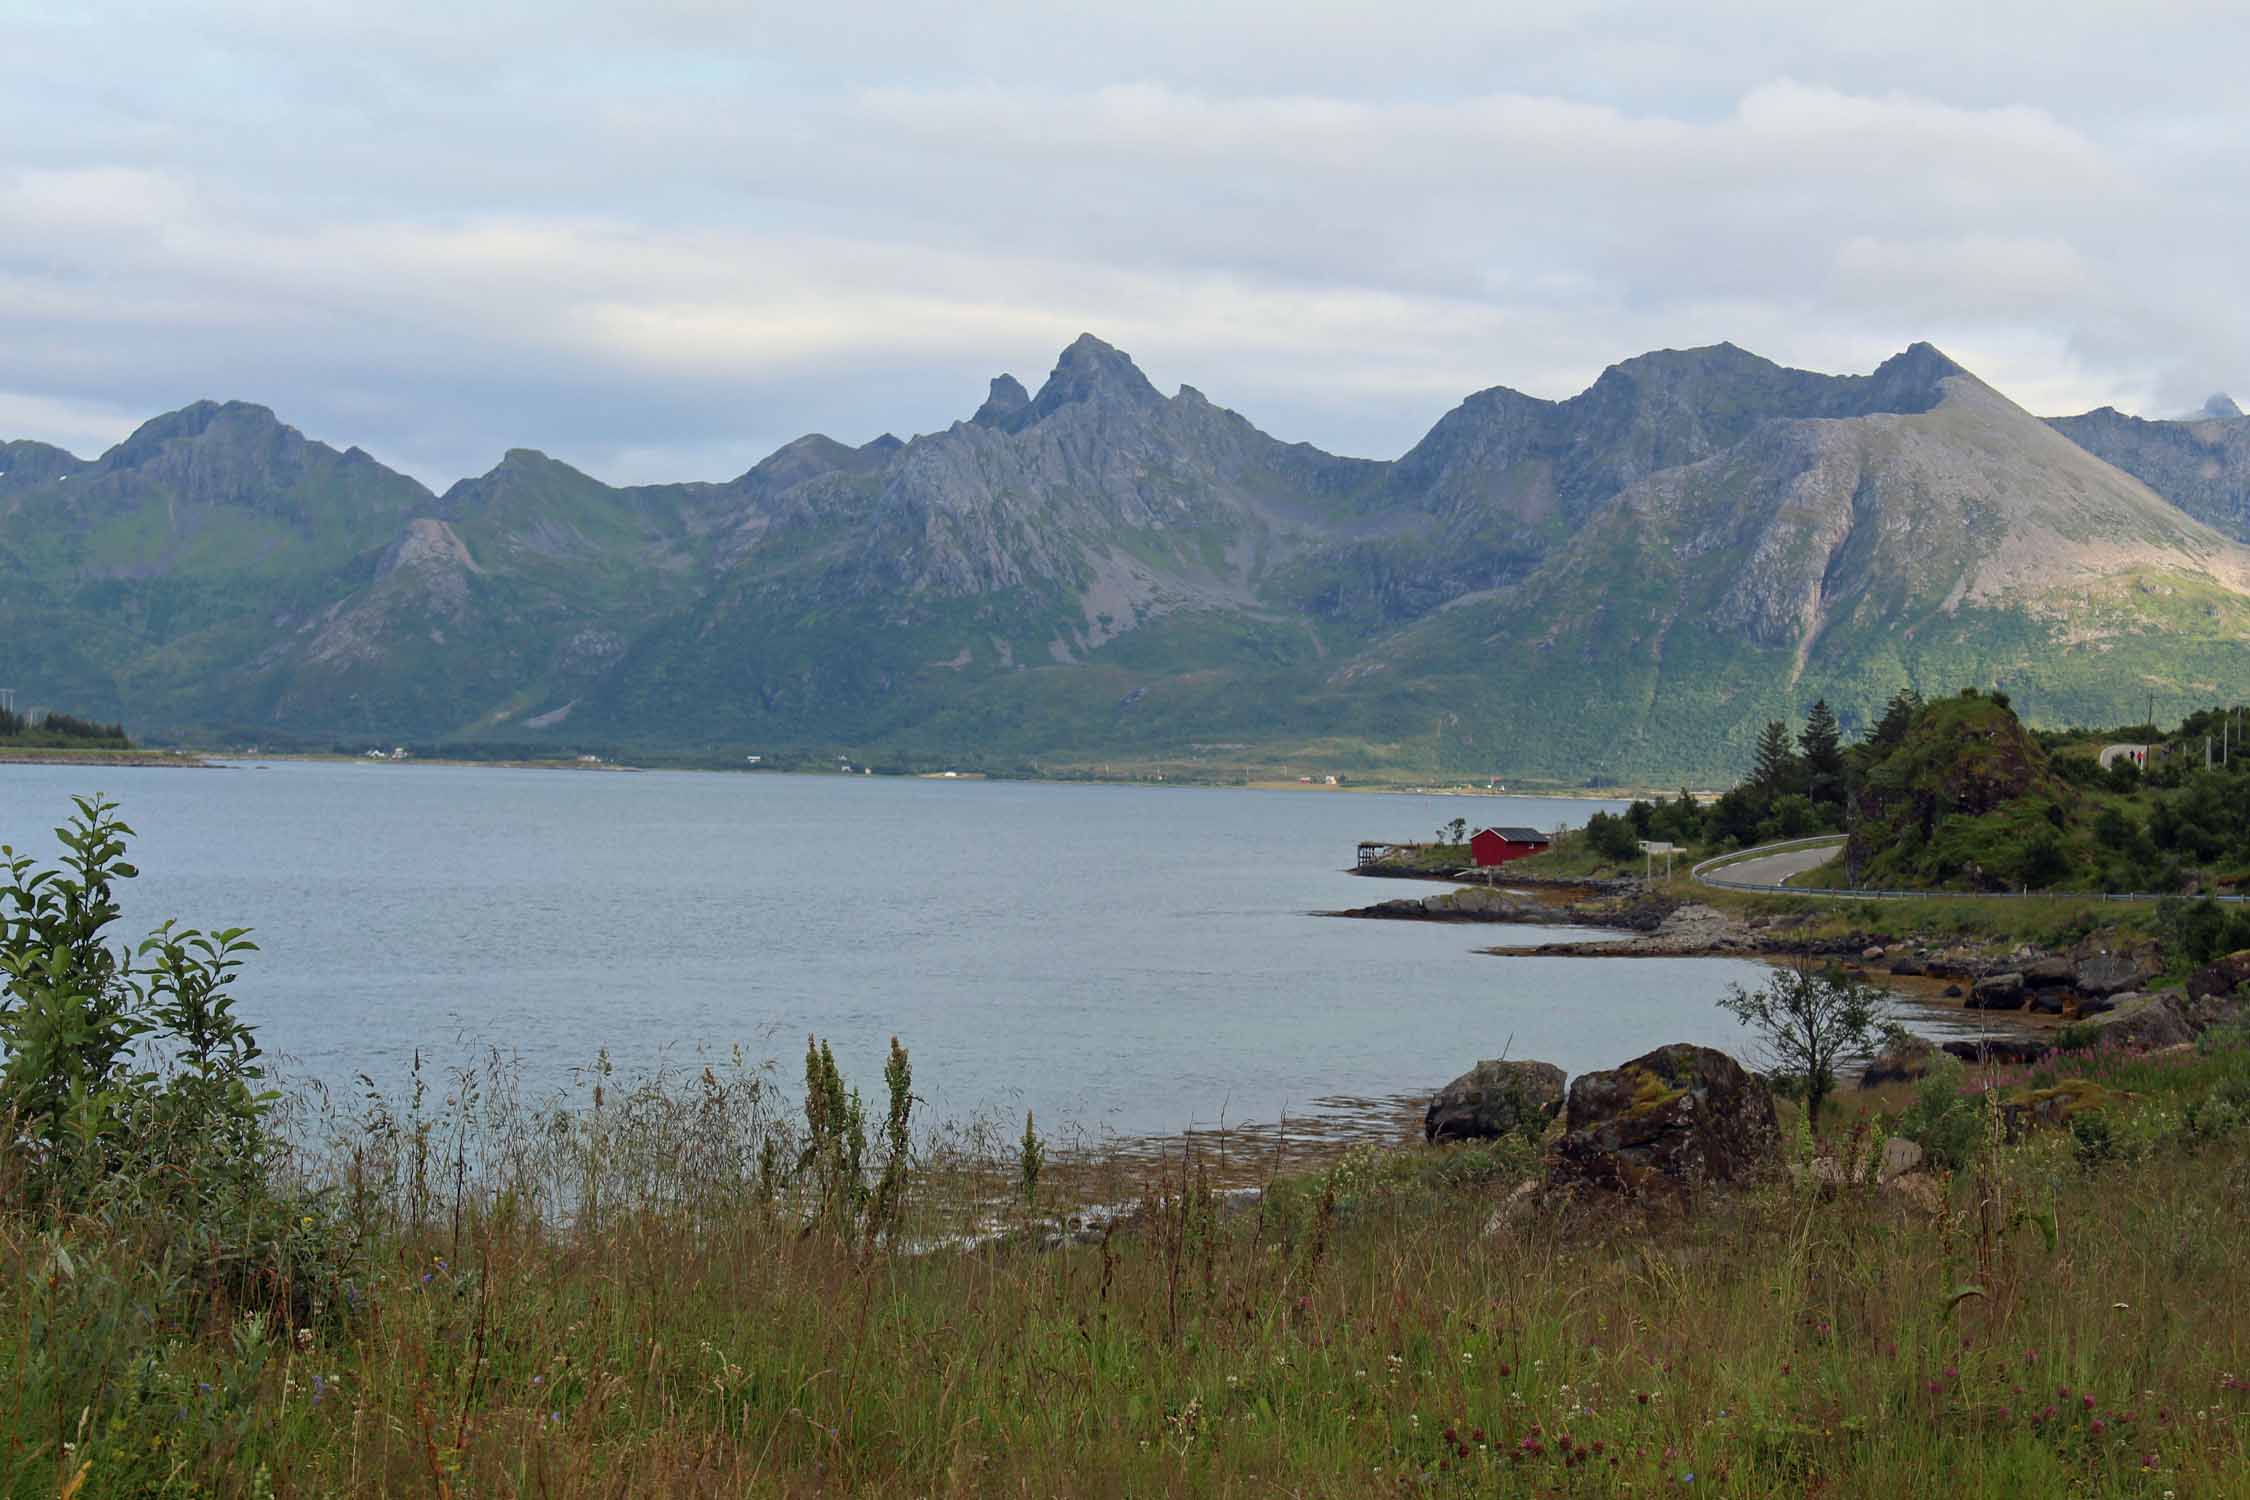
left=5, top=338, right=2247, bottom=779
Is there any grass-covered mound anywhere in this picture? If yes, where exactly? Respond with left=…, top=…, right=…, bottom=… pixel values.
left=1847, top=690, right=2091, bottom=891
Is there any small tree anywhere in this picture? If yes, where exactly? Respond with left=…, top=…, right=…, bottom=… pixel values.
left=1717, top=956, right=1882, bottom=1125
left=1, top=795, right=269, bottom=1206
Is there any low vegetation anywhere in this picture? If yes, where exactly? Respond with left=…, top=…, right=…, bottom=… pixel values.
left=4, top=795, right=2250, bottom=1495
left=0, top=704, right=131, bottom=750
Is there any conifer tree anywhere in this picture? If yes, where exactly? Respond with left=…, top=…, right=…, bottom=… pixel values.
left=1799, top=699, right=1846, bottom=810
left=1751, top=719, right=1800, bottom=800
left=1870, top=689, right=1923, bottom=751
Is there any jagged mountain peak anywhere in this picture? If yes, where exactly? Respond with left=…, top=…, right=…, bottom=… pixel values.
left=1022, top=333, right=1163, bottom=425
left=972, top=374, right=1030, bottom=427
left=107, top=399, right=293, bottom=466
left=2199, top=392, right=2244, bottom=421
left=1857, top=341, right=1968, bottom=407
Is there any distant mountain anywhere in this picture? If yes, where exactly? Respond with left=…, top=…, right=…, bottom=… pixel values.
left=5, top=340, right=2247, bottom=779
left=2049, top=400, right=2250, bottom=544
left=1339, top=361, right=2250, bottom=777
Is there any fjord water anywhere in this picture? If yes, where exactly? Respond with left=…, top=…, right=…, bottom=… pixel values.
left=0, top=761, right=1779, bottom=1140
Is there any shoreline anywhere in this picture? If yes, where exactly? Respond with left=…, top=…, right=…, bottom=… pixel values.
left=0, top=748, right=215, bottom=768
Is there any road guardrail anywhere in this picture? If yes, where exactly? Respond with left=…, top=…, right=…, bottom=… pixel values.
left=1689, top=836, right=2245, bottom=903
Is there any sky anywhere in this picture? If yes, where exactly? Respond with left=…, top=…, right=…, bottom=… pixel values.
left=5, top=0, right=2247, bottom=488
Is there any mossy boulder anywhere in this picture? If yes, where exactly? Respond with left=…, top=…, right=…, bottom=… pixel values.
left=1425, top=1060, right=1566, bottom=1143
left=1844, top=693, right=2091, bottom=892
left=1548, top=1043, right=1780, bottom=1198
left=2001, top=1079, right=2118, bottom=1139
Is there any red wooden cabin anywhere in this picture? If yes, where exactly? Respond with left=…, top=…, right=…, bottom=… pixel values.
left=1468, top=826, right=1553, bottom=867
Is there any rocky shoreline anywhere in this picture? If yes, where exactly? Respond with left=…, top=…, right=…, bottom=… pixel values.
left=1334, top=874, right=2244, bottom=1063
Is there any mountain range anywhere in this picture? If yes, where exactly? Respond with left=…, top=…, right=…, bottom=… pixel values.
left=4, top=338, right=2247, bottom=781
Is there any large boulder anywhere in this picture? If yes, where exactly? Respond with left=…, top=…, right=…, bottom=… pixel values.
left=1859, top=1034, right=1939, bottom=1088
left=2096, top=987, right=2246, bottom=1049
left=1968, top=973, right=2027, bottom=1010
left=1547, top=1044, right=1779, bottom=1197
left=2074, top=940, right=2163, bottom=999
left=1425, top=1060, right=1567, bottom=1143
left=2023, top=956, right=2076, bottom=989
left=2186, top=950, right=2250, bottom=1004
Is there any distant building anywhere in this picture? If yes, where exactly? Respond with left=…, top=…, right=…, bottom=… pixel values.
left=1469, top=826, right=1553, bottom=867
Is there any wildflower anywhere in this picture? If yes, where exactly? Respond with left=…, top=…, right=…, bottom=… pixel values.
left=2091, top=1418, right=2107, bottom=1436
left=2083, top=1394, right=2096, bottom=1411
left=311, top=1374, right=327, bottom=1407
left=532, top=1375, right=543, bottom=1386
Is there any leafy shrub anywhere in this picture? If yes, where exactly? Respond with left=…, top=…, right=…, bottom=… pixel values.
left=2069, top=1109, right=2116, bottom=1167
left=1894, top=1061, right=1983, bottom=1170
left=1584, top=810, right=1641, bottom=861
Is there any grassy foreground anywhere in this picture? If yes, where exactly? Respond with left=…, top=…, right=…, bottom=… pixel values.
left=9, top=1035, right=2250, bottom=1498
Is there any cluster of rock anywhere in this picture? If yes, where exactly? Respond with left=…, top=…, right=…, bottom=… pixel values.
left=1427, top=948, right=2250, bottom=1219
left=1950, top=937, right=2163, bottom=1019
left=1426, top=1043, right=1781, bottom=1203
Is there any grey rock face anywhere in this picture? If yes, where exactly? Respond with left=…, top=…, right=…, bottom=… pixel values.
left=2050, top=403, right=2250, bottom=542
left=2074, top=946, right=2162, bottom=998
left=972, top=374, right=1031, bottom=428
left=1425, top=1059, right=1567, bottom=1144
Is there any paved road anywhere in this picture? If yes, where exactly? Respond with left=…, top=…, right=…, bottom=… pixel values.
left=1714, top=844, right=1842, bottom=889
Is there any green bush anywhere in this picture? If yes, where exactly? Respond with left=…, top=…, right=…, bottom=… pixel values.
left=0, top=797, right=355, bottom=1326
left=1894, top=1061, right=1984, bottom=1170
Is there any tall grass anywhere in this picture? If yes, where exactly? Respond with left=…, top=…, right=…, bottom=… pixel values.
left=8, top=1034, right=2250, bottom=1497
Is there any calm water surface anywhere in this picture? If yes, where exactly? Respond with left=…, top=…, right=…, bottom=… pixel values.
left=1, top=761, right=1787, bottom=1138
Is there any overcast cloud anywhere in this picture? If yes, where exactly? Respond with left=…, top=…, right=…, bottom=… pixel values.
left=4, top=0, right=2246, bottom=487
